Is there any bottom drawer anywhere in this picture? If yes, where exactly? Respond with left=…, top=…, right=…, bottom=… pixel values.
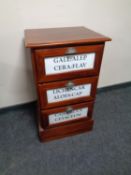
left=40, top=101, right=94, bottom=129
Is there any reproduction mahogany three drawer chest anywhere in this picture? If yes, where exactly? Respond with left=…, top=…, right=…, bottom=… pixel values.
left=24, top=26, right=111, bottom=142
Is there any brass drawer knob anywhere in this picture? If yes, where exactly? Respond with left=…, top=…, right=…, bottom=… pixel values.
left=65, top=47, right=76, bottom=55
left=66, top=106, right=73, bottom=113
left=65, top=81, right=75, bottom=89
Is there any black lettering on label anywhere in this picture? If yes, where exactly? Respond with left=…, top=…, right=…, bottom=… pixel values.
left=48, top=84, right=90, bottom=103
left=79, top=85, right=86, bottom=90
left=53, top=58, right=58, bottom=63
left=53, top=90, right=83, bottom=101
left=54, top=66, right=59, bottom=71
left=53, top=60, right=87, bottom=72
left=53, top=54, right=87, bottom=64
left=54, top=111, right=83, bottom=122
left=54, top=95, right=60, bottom=100
left=50, top=108, right=88, bottom=123
left=80, top=62, right=87, bottom=68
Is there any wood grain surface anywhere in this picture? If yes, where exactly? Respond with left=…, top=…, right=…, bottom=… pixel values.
left=25, top=26, right=111, bottom=48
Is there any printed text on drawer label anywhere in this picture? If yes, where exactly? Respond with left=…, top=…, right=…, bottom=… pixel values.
left=47, top=84, right=91, bottom=103
left=45, top=53, right=95, bottom=75
left=49, top=107, right=88, bottom=124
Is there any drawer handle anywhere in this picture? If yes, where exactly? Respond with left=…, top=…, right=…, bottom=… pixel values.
left=65, top=47, right=76, bottom=55
left=66, top=106, right=73, bottom=113
left=66, top=81, right=75, bottom=89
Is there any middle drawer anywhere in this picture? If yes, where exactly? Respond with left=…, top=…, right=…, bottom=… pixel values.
left=38, top=77, right=98, bottom=109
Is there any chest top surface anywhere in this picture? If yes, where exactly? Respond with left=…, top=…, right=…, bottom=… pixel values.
left=25, top=26, right=111, bottom=48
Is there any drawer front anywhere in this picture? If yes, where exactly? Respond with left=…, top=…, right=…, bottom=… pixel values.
left=35, top=44, right=104, bottom=83
left=40, top=102, right=94, bottom=129
left=38, top=77, right=98, bottom=109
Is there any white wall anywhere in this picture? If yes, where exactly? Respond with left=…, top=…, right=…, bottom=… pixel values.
left=0, top=0, right=131, bottom=108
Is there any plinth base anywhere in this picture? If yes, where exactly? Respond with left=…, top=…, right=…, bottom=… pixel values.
left=38, top=114, right=94, bottom=142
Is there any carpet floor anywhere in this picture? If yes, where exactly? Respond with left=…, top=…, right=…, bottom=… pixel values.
left=0, top=86, right=131, bottom=175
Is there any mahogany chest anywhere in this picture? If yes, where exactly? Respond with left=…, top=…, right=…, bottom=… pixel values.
left=24, top=26, right=111, bottom=142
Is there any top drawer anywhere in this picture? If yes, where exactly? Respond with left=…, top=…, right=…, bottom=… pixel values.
left=34, top=44, right=104, bottom=83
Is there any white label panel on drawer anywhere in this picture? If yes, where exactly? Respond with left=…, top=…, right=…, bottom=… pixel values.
left=44, top=53, right=95, bottom=75
left=47, top=84, right=91, bottom=103
left=49, top=107, right=88, bottom=124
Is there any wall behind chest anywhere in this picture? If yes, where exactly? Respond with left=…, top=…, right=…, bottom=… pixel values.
left=0, top=0, right=131, bottom=108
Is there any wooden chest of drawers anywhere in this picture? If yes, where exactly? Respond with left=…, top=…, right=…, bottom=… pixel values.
left=25, top=26, right=111, bottom=142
